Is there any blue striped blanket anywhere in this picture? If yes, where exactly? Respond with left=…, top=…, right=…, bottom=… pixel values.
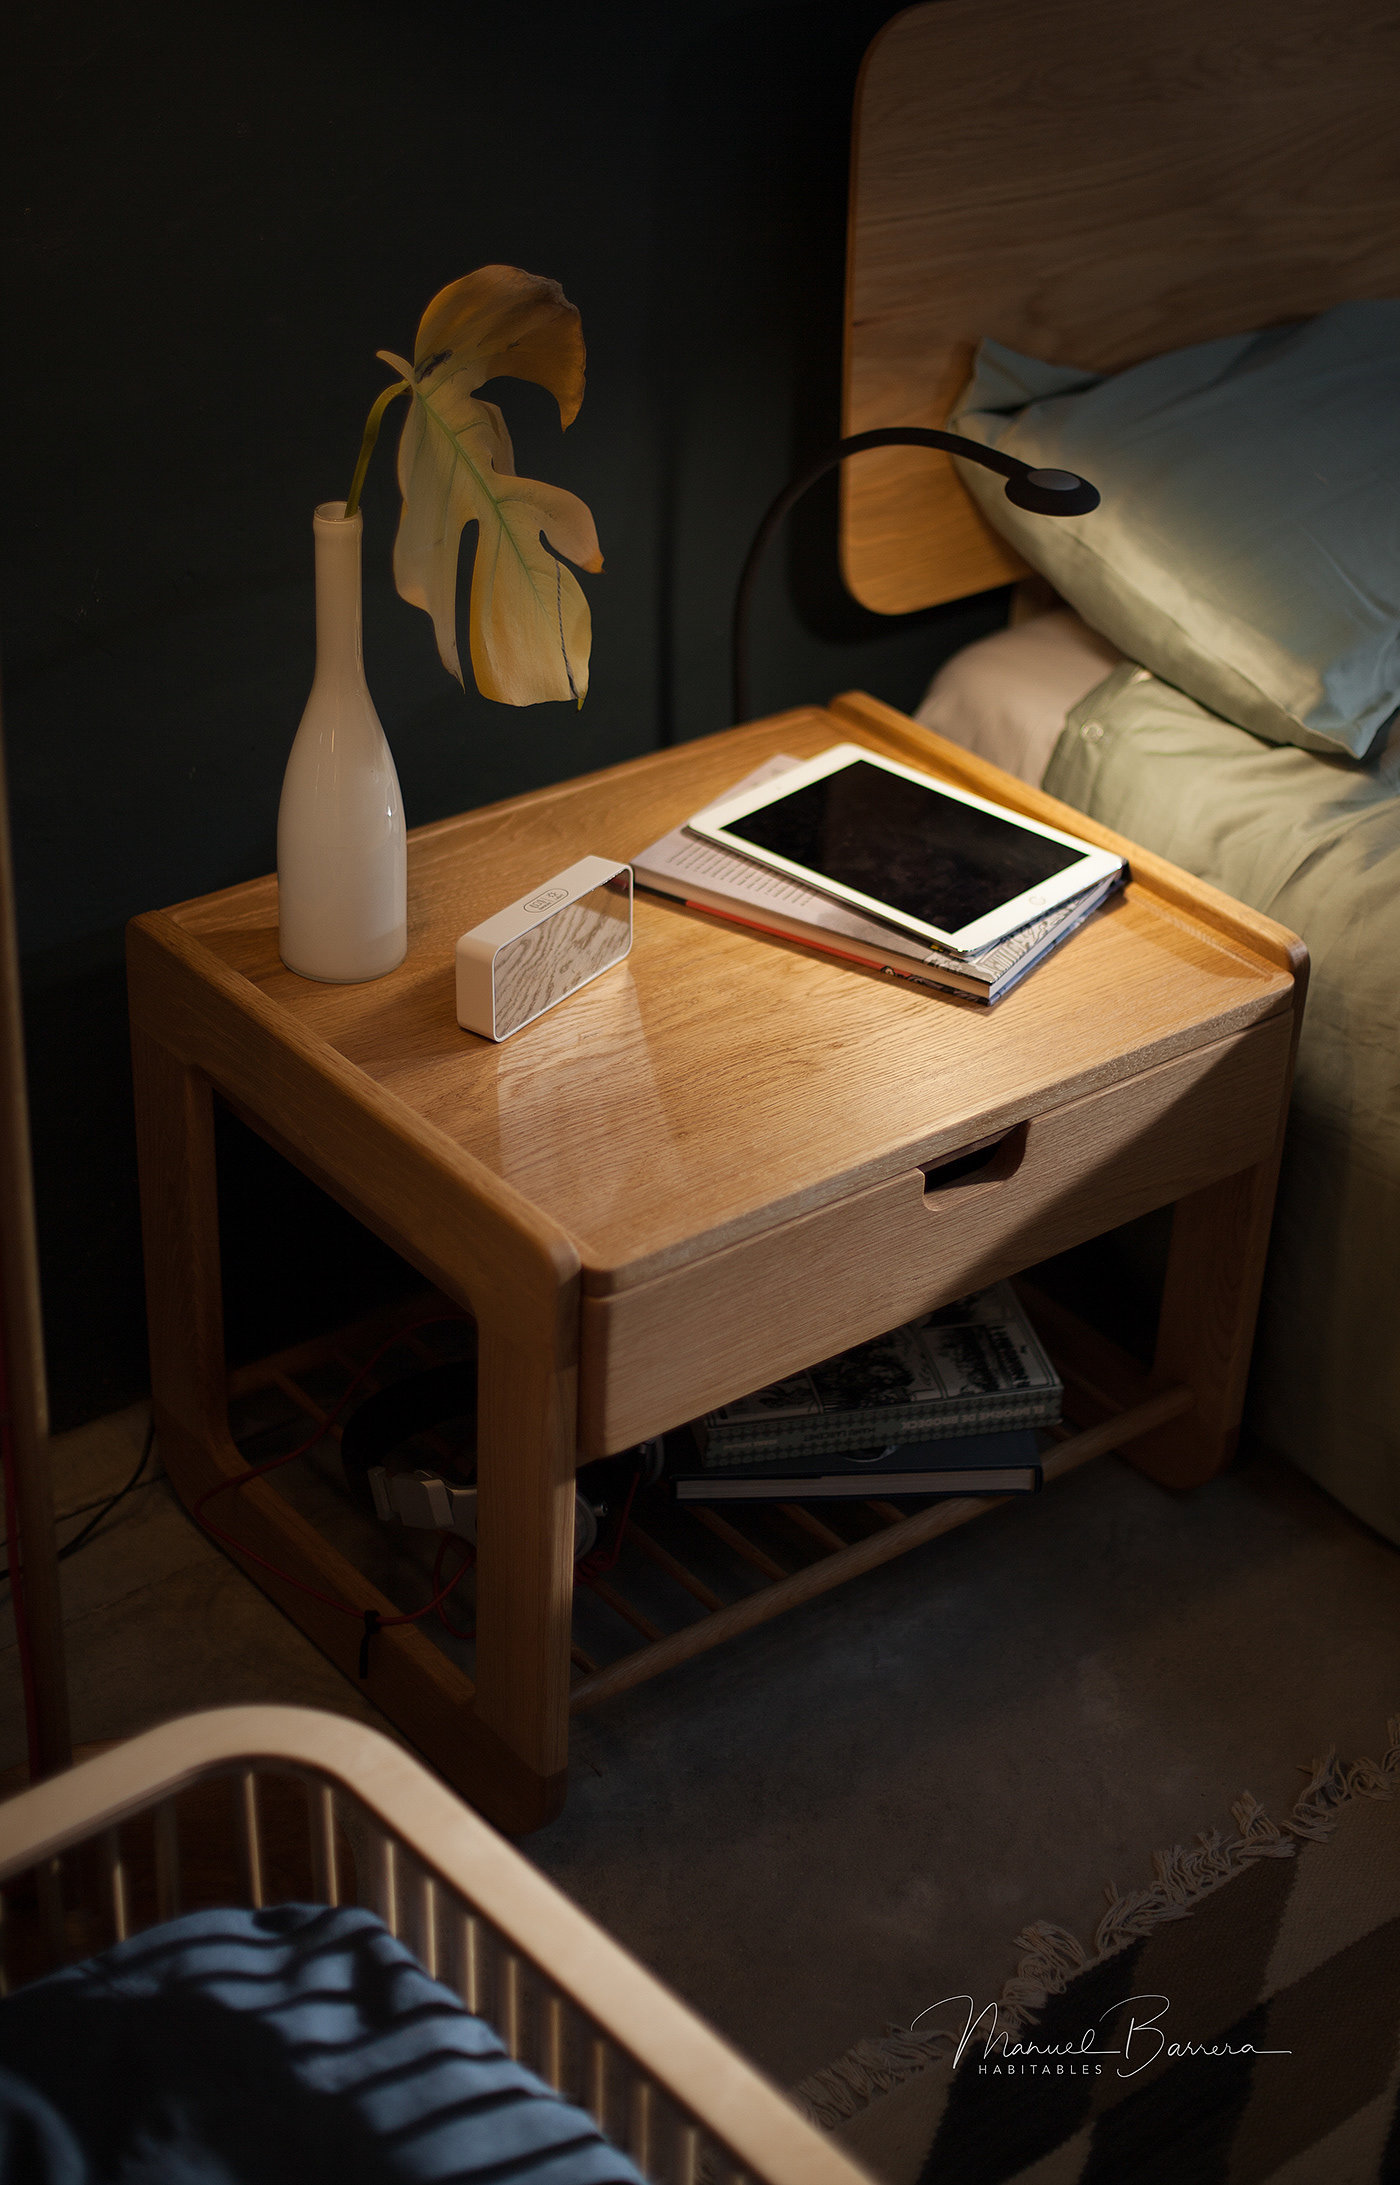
left=0, top=1903, right=647, bottom=2183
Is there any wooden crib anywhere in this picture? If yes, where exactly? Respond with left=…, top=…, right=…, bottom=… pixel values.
left=0, top=1706, right=871, bottom=2185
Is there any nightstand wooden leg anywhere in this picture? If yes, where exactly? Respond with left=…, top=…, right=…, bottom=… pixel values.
left=130, top=1027, right=230, bottom=1456
left=471, top=1306, right=578, bottom=1830
left=1127, top=1155, right=1281, bottom=1489
left=131, top=1025, right=570, bottom=1834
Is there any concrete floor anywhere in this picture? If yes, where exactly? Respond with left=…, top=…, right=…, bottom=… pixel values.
left=2, top=1405, right=1396, bottom=2100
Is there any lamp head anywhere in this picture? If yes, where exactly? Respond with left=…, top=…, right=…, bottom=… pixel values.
left=1004, top=465, right=1099, bottom=516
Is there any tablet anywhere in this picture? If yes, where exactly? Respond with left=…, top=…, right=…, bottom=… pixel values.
left=688, top=744, right=1125, bottom=956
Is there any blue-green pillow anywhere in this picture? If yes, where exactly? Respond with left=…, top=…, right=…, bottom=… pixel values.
left=949, top=301, right=1400, bottom=759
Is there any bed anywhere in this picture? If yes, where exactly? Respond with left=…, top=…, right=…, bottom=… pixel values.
left=841, top=0, right=1400, bottom=1545
left=0, top=1707, right=870, bottom=2185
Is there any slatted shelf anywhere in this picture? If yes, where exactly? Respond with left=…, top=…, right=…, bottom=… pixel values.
left=221, top=1286, right=1188, bottom=1711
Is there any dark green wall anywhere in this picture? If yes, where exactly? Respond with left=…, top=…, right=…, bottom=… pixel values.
left=4, top=0, right=1006, bottom=1426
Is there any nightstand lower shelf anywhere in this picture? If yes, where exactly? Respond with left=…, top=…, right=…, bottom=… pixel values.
left=217, top=1292, right=1191, bottom=1738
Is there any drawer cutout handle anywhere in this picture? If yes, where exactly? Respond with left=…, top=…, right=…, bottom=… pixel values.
left=920, top=1123, right=1027, bottom=1194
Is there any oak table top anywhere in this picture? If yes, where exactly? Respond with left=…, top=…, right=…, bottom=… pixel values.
left=163, top=690, right=1297, bottom=1292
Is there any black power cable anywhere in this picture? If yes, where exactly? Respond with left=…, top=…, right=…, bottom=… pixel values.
left=0, top=1414, right=157, bottom=1587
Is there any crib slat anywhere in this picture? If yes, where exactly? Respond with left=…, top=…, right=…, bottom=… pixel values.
left=105, top=1828, right=129, bottom=1942
left=359, top=1824, right=398, bottom=1933
left=234, top=1773, right=264, bottom=1910
left=308, top=1782, right=339, bottom=1906
left=630, top=2077, right=653, bottom=2175
left=590, top=2036, right=610, bottom=2139
left=675, top=2123, right=701, bottom=2185
left=417, top=1871, right=439, bottom=1980
left=458, top=1909, right=484, bottom=2014
left=499, top=1949, right=522, bottom=2059
left=542, top=1991, right=566, bottom=2093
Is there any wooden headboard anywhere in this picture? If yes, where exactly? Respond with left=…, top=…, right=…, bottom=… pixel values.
left=841, top=0, right=1400, bottom=615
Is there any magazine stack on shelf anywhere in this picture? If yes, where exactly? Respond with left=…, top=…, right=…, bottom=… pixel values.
left=668, top=1282, right=1061, bottom=1503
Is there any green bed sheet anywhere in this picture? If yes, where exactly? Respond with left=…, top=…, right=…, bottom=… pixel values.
left=1044, top=663, right=1400, bottom=1545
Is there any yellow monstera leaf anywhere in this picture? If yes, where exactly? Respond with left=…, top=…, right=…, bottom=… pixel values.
left=377, top=267, right=602, bottom=707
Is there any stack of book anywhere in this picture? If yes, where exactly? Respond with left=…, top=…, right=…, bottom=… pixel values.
left=668, top=1283, right=1061, bottom=1503
left=633, top=754, right=1120, bottom=1003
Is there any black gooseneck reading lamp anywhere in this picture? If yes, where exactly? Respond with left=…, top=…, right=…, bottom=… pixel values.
left=731, top=427, right=1100, bottom=724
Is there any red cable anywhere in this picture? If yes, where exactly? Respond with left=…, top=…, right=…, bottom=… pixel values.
left=432, top=1531, right=476, bottom=1639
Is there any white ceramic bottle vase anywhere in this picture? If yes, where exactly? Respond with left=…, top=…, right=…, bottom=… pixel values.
left=277, top=500, right=407, bottom=982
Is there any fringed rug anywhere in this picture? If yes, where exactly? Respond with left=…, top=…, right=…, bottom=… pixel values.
left=801, top=1721, right=1400, bottom=2185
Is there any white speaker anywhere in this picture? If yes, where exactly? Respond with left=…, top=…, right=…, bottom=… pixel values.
left=455, top=856, right=633, bottom=1041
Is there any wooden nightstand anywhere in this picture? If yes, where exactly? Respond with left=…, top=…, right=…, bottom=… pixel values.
left=127, top=693, right=1305, bottom=1833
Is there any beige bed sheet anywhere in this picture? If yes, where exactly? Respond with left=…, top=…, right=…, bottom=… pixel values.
left=914, top=608, right=1120, bottom=785
left=1043, top=663, right=1400, bottom=1546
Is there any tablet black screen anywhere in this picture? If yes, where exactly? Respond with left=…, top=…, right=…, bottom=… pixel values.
left=722, top=760, right=1081, bottom=933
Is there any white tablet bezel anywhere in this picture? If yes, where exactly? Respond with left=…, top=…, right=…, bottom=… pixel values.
left=688, top=743, right=1124, bottom=955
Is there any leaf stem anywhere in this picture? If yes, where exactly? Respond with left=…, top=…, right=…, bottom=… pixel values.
left=344, top=378, right=410, bottom=518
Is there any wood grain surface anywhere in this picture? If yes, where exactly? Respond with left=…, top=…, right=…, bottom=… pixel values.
left=577, top=1012, right=1291, bottom=1453
left=842, top=0, right=1400, bottom=612
left=148, top=702, right=1295, bottom=1291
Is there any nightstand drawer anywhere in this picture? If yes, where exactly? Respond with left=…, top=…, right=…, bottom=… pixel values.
left=578, top=1010, right=1292, bottom=1453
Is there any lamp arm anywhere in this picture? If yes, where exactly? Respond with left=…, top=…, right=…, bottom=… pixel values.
left=730, top=425, right=1098, bottom=724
